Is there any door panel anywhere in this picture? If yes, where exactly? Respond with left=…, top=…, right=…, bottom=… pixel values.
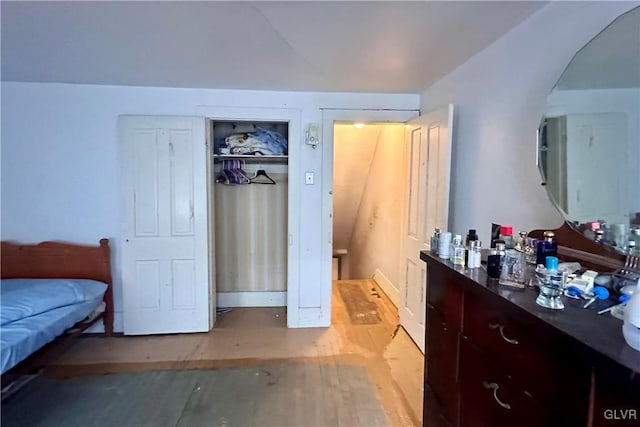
left=170, top=130, right=195, bottom=236
left=400, top=105, right=454, bottom=353
left=121, top=116, right=209, bottom=335
left=407, top=128, right=422, bottom=237
left=133, top=130, right=160, bottom=236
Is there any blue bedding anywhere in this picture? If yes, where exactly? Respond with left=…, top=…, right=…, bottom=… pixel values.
left=1, top=279, right=107, bottom=374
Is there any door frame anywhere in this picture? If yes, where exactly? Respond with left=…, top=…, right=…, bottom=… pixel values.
left=196, top=106, right=301, bottom=328
left=321, top=109, right=419, bottom=322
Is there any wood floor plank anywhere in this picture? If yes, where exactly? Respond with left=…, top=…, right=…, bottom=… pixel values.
left=11, top=280, right=422, bottom=426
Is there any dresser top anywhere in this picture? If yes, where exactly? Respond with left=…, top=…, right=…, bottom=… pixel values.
left=420, top=250, right=640, bottom=374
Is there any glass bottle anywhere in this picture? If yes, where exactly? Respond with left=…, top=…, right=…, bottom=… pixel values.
left=465, top=229, right=478, bottom=247
left=430, top=228, right=441, bottom=254
left=514, top=231, right=528, bottom=252
left=536, top=231, right=557, bottom=265
left=525, top=238, right=538, bottom=265
left=468, top=240, right=482, bottom=268
left=628, top=240, right=640, bottom=256
left=499, top=249, right=526, bottom=288
left=594, top=229, right=604, bottom=243
left=451, top=234, right=465, bottom=266
left=631, top=228, right=640, bottom=248
left=487, top=249, right=500, bottom=278
left=464, top=229, right=478, bottom=265
left=535, top=256, right=564, bottom=310
left=499, top=226, right=515, bottom=249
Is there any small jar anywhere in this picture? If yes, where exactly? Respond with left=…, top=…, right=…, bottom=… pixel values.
left=438, top=232, right=452, bottom=260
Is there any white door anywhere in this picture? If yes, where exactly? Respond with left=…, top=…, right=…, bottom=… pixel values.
left=120, top=116, right=209, bottom=335
left=400, top=105, right=454, bottom=353
left=565, top=113, right=628, bottom=224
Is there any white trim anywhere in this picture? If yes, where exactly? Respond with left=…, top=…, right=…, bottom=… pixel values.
left=373, top=268, right=399, bottom=308
left=195, top=106, right=301, bottom=327
left=217, top=292, right=287, bottom=307
left=321, top=109, right=419, bottom=326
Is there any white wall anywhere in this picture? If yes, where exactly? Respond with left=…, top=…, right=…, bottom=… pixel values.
left=348, top=124, right=405, bottom=284
left=0, top=82, right=419, bottom=330
left=332, top=124, right=379, bottom=251
left=420, top=1, right=639, bottom=245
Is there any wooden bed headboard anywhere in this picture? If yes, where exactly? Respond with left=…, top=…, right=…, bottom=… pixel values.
left=1, top=238, right=114, bottom=335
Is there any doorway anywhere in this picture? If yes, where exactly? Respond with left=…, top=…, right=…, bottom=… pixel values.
left=322, top=107, right=454, bottom=352
left=321, top=109, right=416, bottom=339
left=331, top=122, right=406, bottom=305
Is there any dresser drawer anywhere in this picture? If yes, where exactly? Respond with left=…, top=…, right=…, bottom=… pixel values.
left=424, top=383, right=454, bottom=427
left=427, top=265, right=463, bottom=330
left=459, top=337, right=550, bottom=427
left=426, top=306, right=459, bottom=424
left=462, top=288, right=590, bottom=417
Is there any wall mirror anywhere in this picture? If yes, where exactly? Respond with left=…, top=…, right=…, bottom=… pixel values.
left=538, top=6, right=640, bottom=254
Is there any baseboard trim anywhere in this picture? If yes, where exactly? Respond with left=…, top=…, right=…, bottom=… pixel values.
left=217, top=291, right=287, bottom=307
left=373, top=269, right=399, bottom=308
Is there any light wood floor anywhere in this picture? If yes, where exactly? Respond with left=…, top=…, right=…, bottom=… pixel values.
left=46, top=280, right=424, bottom=426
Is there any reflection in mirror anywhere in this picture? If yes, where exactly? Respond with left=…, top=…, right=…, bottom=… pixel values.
left=539, top=6, right=640, bottom=255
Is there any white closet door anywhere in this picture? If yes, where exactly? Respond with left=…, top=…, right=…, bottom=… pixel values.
left=400, top=105, right=454, bottom=353
left=120, top=116, right=209, bottom=335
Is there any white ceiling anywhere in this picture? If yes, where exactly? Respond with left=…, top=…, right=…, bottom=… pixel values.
left=1, top=1, right=546, bottom=93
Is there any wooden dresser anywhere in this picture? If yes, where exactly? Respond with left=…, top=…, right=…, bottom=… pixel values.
left=421, top=250, right=640, bottom=427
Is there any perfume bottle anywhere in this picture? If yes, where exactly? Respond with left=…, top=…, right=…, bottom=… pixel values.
left=514, top=231, right=528, bottom=252
left=465, top=229, right=478, bottom=247
left=525, top=238, right=538, bottom=265
left=468, top=240, right=482, bottom=269
left=499, top=226, right=515, bottom=249
left=487, top=250, right=501, bottom=278
left=464, top=229, right=478, bottom=265
left=451, top=234, right=465, bottom=266
left=430, top=228, right=441, bottom=254
left=499, top=249, right=526, bottom=288
left=535, top=256, right=564, bottom=310
left=536, top=231, right=557, bottom=265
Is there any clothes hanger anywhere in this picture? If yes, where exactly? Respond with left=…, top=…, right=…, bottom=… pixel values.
left=226, top=159, right=249, bottom=185
left=249, top=169, right=276, bottom=185
left=215, top=160, right=231, bottom=184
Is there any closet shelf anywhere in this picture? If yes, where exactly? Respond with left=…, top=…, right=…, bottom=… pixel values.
left=213, top=154, right=288, bottom=162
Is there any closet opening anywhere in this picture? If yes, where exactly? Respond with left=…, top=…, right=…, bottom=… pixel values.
left=207, top=119, right=289, bottom=329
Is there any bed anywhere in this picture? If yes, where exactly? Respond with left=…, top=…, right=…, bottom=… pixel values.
left=0, top=239, right=114, bottom=378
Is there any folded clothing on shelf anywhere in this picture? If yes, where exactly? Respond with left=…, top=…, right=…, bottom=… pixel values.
left=219, top=127, right=287, bottom=156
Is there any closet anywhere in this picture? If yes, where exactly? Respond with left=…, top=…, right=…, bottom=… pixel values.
left=209, top=120, right=289, bottom=309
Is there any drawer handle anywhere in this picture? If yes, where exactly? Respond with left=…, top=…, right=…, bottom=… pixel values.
left=489, top=323, right=519, bottom=345
left=482, top=381, right=512, bottom=410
